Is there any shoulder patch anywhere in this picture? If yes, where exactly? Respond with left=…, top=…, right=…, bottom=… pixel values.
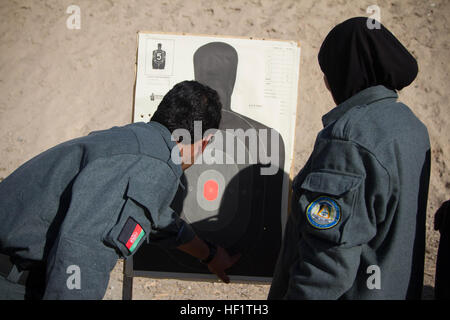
left=306, top=196, right=341, bottom=229
left=117, top=217, right=146, bottom=253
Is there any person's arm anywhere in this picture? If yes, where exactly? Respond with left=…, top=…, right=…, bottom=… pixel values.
left=177, top=235, right=241, bottom=283
left=177, top=235, right=209, bottom=260
left=128, top=161, right=241, bottom=283
left=283, top=139, right=388, bottom=299
left=43, top=156, right=143, bottom=299
left=148, top=208, right=241, bottom=283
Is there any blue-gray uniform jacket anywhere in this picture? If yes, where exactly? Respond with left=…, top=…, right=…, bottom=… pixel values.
left=268, top=85, right=431, bottom=299
left=0, top=121, right=195, bottom=299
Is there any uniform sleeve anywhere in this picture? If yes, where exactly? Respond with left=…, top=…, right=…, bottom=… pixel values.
left=283, top=139, right=390, bottom=299
left=117, top=161, right=196, bottom=249
left=146, top=206, right=196, bottom=248
left=43, top=155, right=194, bottom=299
left=43, top=156, right=140, bottom=300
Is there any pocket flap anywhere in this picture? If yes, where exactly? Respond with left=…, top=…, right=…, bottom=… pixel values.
left=300, top=171, right=362, bottom=196
left=125, top=166, right=179, bottom=231
left=126, top=176, right=164, bottom=212
left=125, top=162, right=177, bottom=213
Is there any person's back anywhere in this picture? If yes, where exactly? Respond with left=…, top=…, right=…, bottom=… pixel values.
left=0, top=123, right=165, bottom=265
left=326, top=86, right=430, bottom=299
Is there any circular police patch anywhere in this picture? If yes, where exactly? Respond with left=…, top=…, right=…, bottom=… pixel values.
left=306, top=196, right=341, bottom=229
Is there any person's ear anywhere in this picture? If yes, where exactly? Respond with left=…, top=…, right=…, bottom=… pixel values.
left=201, top=133, right=214, bottom=152
left=201, top=140, right=208, bottom=152
left=178, top=143, right=184, bottom=157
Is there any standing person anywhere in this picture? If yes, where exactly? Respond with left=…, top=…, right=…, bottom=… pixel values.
left=434, top=200, right=450, bottom=299
left=268, top=17, right=430, bottom=299
left=0, top=80, right=240, bottom=299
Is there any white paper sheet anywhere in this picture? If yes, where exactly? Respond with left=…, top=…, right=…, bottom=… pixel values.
left=133, top=32, right=301, bottom=230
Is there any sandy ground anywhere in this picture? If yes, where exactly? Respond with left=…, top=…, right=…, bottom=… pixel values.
left=0, top=0, right=448, bottom=300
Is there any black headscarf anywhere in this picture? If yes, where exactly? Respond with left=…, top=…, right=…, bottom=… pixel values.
left=318, top=17, right=418, bottom=105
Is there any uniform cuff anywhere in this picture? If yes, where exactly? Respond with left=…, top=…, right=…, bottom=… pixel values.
left=175, top=221, right=196, bottom=246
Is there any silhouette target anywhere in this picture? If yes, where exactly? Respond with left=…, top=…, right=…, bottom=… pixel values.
left=133, top=42, right=286, bottom=278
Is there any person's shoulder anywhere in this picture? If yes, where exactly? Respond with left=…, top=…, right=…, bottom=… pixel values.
left=332, top=99, right=428, bottom=152
left=87, top=122, right=171, bottom=158
left=85, top=123, right=139, bottom=145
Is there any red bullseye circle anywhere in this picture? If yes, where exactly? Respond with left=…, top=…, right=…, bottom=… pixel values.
left=203, top=179, right=219, bottom=201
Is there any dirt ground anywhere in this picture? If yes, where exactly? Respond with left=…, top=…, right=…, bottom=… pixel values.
left=0, top=0, right=448, bottom=300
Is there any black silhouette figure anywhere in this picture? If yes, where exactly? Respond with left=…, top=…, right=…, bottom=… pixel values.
left=133, top=42, right=288, bottom=278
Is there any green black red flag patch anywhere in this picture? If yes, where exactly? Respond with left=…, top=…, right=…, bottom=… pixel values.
left=118, top=217, right=145, bottom=253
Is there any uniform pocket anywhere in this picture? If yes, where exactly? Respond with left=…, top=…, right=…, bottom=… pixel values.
left=44, top=236, right=117, bottom=299
left=300, top=171, right=362, bottom=196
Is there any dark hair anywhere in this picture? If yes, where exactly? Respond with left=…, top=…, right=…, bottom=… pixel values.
left=151, top=81, right=222, bottom=143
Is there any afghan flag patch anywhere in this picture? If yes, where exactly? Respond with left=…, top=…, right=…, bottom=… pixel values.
left=118, top=217, right=146, bottom=253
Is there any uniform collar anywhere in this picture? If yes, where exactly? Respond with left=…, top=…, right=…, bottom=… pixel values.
left=322, top=85, right=398, bottom=128
left=147, top=121, right=183, bottom=180
left=148, top=121, right=178, bottom=151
